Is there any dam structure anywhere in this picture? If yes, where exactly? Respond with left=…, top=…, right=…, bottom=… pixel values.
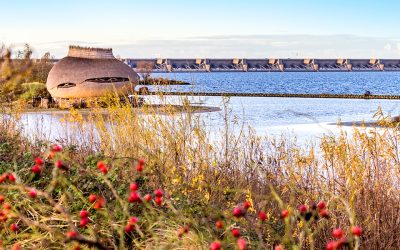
left=124, top=58, right=400, bottom=72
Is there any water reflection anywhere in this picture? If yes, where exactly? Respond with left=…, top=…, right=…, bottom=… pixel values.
left=19, top=96, right=400, bottom=145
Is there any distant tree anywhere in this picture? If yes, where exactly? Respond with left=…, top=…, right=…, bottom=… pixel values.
left=0, top=44, right=32, bottom=102
left=25, top=51, right=54, bottom=83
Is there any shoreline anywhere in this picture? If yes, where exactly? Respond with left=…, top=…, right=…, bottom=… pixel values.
left=21, top=104, right=221, bottom=115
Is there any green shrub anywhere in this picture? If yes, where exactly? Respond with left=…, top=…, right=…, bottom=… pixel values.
left=20, top=82, right=50, bottom=101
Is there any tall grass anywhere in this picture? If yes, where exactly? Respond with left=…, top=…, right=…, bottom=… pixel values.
left=0, top=95, right=399, bottom=249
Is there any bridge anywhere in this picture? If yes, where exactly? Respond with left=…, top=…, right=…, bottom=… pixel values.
left=124, top=58, right=400, bottom=72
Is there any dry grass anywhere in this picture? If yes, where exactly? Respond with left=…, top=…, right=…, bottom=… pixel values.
left=0, top=95, right=399, bottom=249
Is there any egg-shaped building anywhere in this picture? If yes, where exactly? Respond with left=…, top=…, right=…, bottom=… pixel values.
left=46, top=46, right=139, bottom=99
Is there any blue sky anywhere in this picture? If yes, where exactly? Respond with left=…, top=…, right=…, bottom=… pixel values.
left=1, top=0, right=400, bottom=58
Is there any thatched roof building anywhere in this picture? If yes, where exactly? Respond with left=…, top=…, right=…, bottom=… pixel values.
left=46, top=46, right=139, bottom=99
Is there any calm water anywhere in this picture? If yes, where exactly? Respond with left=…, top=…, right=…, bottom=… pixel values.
left=21, top=96, right=400, bottom=144
left=19, top=72, right=400, bottom=143
left=144, top=95, right=400, bottom=141
left=150, top=72, right=400, bottom=95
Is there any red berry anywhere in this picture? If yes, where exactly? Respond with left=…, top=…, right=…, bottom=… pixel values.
left=280, top=209, right=289, bottom=219
left=10, top=223, right=18, bottom=232
left=88, top=194, right=97, bottom=203
left=0, top=195, right=4, bottom=203
left=0, top=174, right=6, bottom=183
left=99, top=166, right=108, bottom=174
left=0, top=215, right=7, bottom=222
left=66, top=231, right=78, bottom=238
left=233, top=206, right=244, bottom=218
left=275, top=245, right=284, bottom=250
left=129, top=217, right=138, bottom=225
left=231, top=228, right=240, bottom=237
left=319, top=209, right=329, bottom=218
left=154, top=196, right=163, bottom=205
left=28, top=189, right=37, bottom=198
left=55, top=160, right=63, bottom=169
left=210, top=241, right=221, bottom=250
left=52, top=144, right=62, bottom=152
left=138, top=159, right=145, bottom=165
left=3, top=202, right=11, bottom=210
left=8, top=174, right=16, bottom=182
left=130, top=183, right=139, bottom=191
left=237, top=238, right=247, bottom=250
left=332, top=228, right=343, bottom=239
left=34, top=157, right=44, bottom=165
left=215, top=220, right=223, bottom=229
left=79, top=217, right=89, bottom=227
left=31, top=165, right=41, bottom=174
left=47, top=151, right=55, bottom=159
left=79, top=210, right=89, bottom=218
left=177, top=226, right=189, bottom=237
left=12, top=243, right=20, bottom=250
left=124, top=224, right=134, bottom=233
left=177, top=228, right=185, bottom=237
left=144, top=194, right=152, bottom=202
left=154, top=189, right=163, bottom=197
left=243, top=200, right=251, bottom=210
left=97, top=161, right=105, bottom=169
left=128, top=192, right=142, bottom=203
left=136, top=164, right=143, bottom=172
left=298, top=204, right=307, bottom=214
left=351, top=226, right=362, bottom=237
left=326, top=241, right=338, bottom=250
left=258, top=211, right=267, bottom=221
left=317, top=201, right=326, bottom=210
left=93, top=196, right=105, bottom=209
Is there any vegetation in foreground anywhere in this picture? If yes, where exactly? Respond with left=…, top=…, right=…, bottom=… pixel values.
left=0, top=97, right=399, bottom=249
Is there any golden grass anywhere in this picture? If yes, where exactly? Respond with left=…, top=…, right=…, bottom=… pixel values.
left=0, top=96, right=399, bottom=249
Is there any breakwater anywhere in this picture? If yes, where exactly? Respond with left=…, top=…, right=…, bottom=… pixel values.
left=146, top=91, right=400, bottom=99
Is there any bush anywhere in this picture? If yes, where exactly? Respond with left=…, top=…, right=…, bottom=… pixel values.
left=19, top=82, right=50, bottom=101
left=0, top=144, right=363, bottom=249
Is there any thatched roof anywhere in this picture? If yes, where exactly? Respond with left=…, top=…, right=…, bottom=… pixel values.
left=46, top=46, right=139, bottom=99
left=67, top=45, right=114, bottom=59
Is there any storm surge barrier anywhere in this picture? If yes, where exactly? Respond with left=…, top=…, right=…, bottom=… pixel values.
left=124, top=58, right=400, bottom=72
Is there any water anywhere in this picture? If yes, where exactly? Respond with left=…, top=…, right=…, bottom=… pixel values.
left=19, top=72, right=400, bottom=143
left=149, top=72, right=400, bottom=95
left=143, top=95, right=400, bottom=141
left=20, top=96, right=400, bottom=144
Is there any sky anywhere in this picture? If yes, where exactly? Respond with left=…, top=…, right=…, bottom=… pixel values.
left=1, top=0, right=400, bottom=58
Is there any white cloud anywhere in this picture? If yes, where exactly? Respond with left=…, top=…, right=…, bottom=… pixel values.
left=19, top=35, right=400, bottom=59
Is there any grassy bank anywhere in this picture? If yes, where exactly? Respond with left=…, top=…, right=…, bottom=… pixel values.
left=0, top=97, right=398, bottom=249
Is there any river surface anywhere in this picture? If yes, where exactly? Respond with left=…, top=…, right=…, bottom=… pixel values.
left=150, top=72, right=400, bottom=95
left=20, top=72, right=400, bottom=143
